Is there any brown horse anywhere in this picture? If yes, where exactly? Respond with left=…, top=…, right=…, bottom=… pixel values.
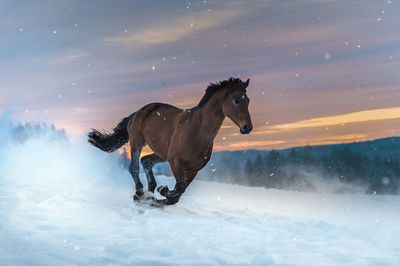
left=88, top=77, right=253, bottom=206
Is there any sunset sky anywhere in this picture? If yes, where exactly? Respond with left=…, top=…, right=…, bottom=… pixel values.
left=0, top=0, right=399, bottom=151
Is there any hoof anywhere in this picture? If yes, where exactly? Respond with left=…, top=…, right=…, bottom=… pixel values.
left=157, top=185, right=169, bottom=196
left=136, top=189, right=144, bottom=197
left=133, top=194, right=141, bottom=202
left=166, top=194, right=180, bottom=205
left=133, top=190, right=145, bottom=202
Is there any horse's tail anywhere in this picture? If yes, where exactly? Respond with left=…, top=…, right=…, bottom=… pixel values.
left=88, top=114, right=133, bottom=153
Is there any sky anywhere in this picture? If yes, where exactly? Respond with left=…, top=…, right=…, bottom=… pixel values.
left=0, top=0, right=399, bottom=151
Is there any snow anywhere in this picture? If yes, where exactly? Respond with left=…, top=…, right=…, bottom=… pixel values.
left=0, top=122, right=399, bottom=265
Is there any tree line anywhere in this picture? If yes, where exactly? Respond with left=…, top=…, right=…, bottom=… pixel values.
left=198, top=146, right=400, bottom=194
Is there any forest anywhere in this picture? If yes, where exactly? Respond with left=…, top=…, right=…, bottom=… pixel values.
left=197, top=146, right=400, bottom=194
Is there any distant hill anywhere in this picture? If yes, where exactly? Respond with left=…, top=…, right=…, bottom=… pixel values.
left=211, top=137, right=400, bottom=163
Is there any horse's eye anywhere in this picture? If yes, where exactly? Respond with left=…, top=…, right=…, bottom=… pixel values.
left=233, top=98, right=240, bottom=105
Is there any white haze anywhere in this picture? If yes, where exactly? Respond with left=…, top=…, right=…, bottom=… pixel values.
left=280, top=166, right=369, bottom=194
left=0, top=118, right=399, bottom=265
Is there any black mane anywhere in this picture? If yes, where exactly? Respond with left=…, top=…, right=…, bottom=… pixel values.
left=198, top=77, right=247, bottom=107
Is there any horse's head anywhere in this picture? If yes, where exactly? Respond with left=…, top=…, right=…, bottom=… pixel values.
left=222, top=78, right=253, bottom=134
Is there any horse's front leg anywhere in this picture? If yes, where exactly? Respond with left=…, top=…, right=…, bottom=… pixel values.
left=156, top=161, right=196, bottom=205
left=156, top=178, right=186, bottom=202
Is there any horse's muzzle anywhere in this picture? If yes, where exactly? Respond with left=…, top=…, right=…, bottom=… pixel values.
left=240, top=125, right=253, bottom=134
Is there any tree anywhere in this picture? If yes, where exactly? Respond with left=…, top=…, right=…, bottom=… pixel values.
left=301, top=144, right=314, bottom=165
left=243, top=159, right=254, bottom=186
left=251, top=154, right=264, bottom=187
left=287, top=148, right=299, bottom=165
left=265, top=150, right=285, bottom=188
left=231, top=161, right=242, bottom=185
left=119, top=147, right=130, bottom=169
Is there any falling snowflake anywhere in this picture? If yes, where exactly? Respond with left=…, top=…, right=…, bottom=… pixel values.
left=324, top=53, right=331, bottom=61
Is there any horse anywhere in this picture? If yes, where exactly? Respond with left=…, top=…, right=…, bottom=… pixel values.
left=88, top=77, right=253, bottom=206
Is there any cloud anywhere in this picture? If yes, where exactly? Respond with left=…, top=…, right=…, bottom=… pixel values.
left=255, top=107, right=400, bottom=134
left=105, top=9, right=241, bottom=45
left=215, top=140, right=286, bottom=150
left=308, top=133, right=369, bottom=145
left=104, top=0, right=275, bottom=47
left=47, top=50, right=89, bottom=65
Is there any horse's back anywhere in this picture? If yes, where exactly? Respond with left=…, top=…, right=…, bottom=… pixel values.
left=128, top=102, right=184, bottom=158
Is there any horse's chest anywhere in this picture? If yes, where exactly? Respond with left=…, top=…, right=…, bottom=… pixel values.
left=182, top=157, right=209, bottom=172
left=179, top=148, right=211, bottom=171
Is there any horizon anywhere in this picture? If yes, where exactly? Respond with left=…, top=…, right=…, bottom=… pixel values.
left=1, top=0, right=399, bottom=151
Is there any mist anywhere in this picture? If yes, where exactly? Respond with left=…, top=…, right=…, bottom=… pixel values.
left=0, top=117, right=399, bottom=265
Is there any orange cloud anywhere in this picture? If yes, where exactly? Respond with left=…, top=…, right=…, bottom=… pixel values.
left=308, top=133, right=369, bottom=145
left=255, top=107, right=400, bottom=134
left=215, top=140, right=286, bottom=150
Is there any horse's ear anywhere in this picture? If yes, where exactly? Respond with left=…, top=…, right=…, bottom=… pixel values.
left=244, top=78, right=250, bottom=88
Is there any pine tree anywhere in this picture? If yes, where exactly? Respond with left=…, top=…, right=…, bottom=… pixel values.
left=252, top=154, right=264, bottom=187
left=243, top=159, right=254, bottom=186
left=231, top=161, right=242, bottom=185
left=287, top=148, right=299, bottom=165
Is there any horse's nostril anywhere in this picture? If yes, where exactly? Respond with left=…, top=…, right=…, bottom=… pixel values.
left=242, top=125, right=252, bottom=133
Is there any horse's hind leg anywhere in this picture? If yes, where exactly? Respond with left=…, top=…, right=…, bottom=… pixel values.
left=129, top=145, right=144, bottom=199
left=140, top=153, right=165, bottom=193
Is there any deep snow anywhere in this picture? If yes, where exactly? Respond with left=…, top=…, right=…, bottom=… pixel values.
left=0, top=122, right=399, bottom=265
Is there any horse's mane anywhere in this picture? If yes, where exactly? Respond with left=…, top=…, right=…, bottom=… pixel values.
left=198, top=77, right=246, bottom=107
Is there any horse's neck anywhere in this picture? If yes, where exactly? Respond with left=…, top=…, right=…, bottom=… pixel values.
left=193, top=94, right=225, bottom=141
